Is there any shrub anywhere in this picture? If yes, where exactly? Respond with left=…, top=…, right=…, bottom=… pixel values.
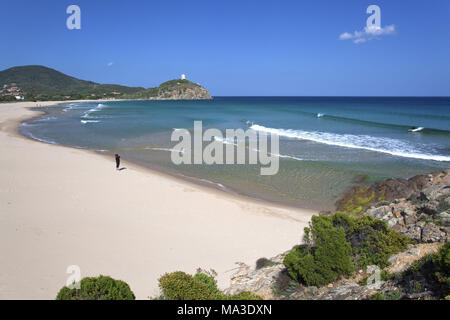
left=159, top=271, right=215, bottom=300
left=272, top=269, right=299, bottom=296
left=432, top=242, right=450, bottom=294
left=285, top=249, right=339, bottom=287
left=228, top=291, right=263, bottom=300
left=371, top=289, right=401, bottom=300
left=397, top=243, right=450, bottom=299
left=56, top=275, right=135, bottom=300
left=255, top=258, right=277, bottom=270
left=283, top=213, right=410, bottom=287
left=283, top=215, right=354, bottom=287
left=193, top=272, right=220, bottom=295
left=159, top=271, right=263, bottom=300
left=347, top=215, right=410, bottom=268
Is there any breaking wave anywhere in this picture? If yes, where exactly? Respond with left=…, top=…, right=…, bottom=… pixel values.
left=249, top=123, right=450, bottom=162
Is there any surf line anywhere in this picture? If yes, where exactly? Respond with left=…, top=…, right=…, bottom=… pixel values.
left=170, top=121, right=279, bottom=175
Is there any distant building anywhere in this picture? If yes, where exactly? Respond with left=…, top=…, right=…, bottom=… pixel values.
left=181, top=74, right=186, bottom=80
left=15, top=96, right=24, bottom=100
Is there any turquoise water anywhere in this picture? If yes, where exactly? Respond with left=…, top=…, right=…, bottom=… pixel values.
left=20, top=97, right=450, bottom=210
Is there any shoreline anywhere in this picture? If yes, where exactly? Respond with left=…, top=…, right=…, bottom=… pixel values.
left=19, top=101, right=332, bottom=212
left=0, top=101, right=317, bottom=299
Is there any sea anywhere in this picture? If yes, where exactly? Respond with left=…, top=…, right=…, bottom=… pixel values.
left=20, top=97, right=450, bottom=210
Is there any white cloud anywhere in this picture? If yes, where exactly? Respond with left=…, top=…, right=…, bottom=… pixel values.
left=339, top=24, right=395, bottom=44
left=339, top=32, right=353, bottom=40
left=353, top=38, right=367, bottom=44
left=107, top=62, right=114, bottom=67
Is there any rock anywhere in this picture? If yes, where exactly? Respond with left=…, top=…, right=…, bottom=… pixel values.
left=441, top=226, right=450, bottom=234
left=403, top=207, right=416, bottom=216
left=393, top=211, right=402, bottom=218
left=406, top=247, right=421, bottom=256
left=305, top=286, right=319, bottom=296
left=421, top=223, right=446, bottom=243
left=417, top=221, right=426, bottom=228
left=387, top=243, right=441, bottom=274
left=361, top=186, right=448, bottom=243
left=438, top=212, right=450, bottom=225
left=320, top=282, right=374, bottom=300
left=336, top=170, right=450, bottom=213
left=392, top=224, right=406, bottom=233
left=422, top=185, right=450, bottom=201
left=365, top=206, right=391, bottom=220
left=224, top=254, right=285, bottom=299
left=404, top=215, right=417, bottom=225
left=403, top=226, right=422, bottom=242
left=375, top=201, right=390, bottom=207
left=406, top=291, right=435, bottom=299
left=148, top=79, right=212, bottom=100
left=387, top=218, right=401, bottom=228
left=419, top=201, right=440, bottom=215
left=418, top=192, right=429, bottom=202
left=445, top=197, right=450, bottom=207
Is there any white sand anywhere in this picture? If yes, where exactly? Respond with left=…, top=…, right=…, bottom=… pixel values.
left=0, top=101, right=316, bottom=299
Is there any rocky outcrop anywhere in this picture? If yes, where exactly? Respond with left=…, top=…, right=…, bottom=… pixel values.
left=224, top=255, right=285, bottom=300
left=364, top=184, right=450, bottom=244
left=386, top=243, right=441, bottom=274
left=336, top=170, right=450, bottom=213
left=225, top=243, right=445, bottom=300
left=146, top=79, right=212, bottom=100
left=224, top=170, right=449, bottom=300
left=224, top=254, right=384, bottom=300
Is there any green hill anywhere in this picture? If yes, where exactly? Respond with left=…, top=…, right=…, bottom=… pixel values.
left=121, top=79, right=212, bottom=100
left=0, top=65, right=211, bottom=101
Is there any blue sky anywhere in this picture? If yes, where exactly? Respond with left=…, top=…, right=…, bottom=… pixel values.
left=1, top=0, right=449, bottom=96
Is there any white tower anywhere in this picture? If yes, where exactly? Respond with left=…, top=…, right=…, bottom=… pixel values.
left=181, top=74, right=186, bottom=80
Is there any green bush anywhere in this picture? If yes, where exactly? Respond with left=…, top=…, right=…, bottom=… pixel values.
left=255, top=257, right=277, bottom=270
left=374, top=242, right=450, bottom=299
left=283, top=213, right=410, bottom=287
left=432, top=242, right=450, bottom=294
left=284, top=215, right=354, bottom=287
left=284, top=247, right=334, bottom=287
left=371, top=289, right=401, bottom=300
left=56, top=275, right=135, bottom=300
left=433, top=242, right=450, bottom=270
left=159, top=271, right=216, bottom=300
left=227, top=291, right=263, bottom=300
left=348, top=215, right=410, bottom=268
left=159, top=271, right=262, bottom=300
left=193, top=272, right=220, bottom=295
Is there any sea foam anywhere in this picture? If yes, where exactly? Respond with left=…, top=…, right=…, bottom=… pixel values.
left=250, top=123, right=450, bottom=162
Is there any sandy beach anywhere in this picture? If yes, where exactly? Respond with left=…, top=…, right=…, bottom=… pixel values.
left=0, top=101, right=316, bottom=300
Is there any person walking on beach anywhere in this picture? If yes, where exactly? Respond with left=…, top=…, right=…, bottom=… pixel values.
left=115, top=154, right=120, bottom=170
